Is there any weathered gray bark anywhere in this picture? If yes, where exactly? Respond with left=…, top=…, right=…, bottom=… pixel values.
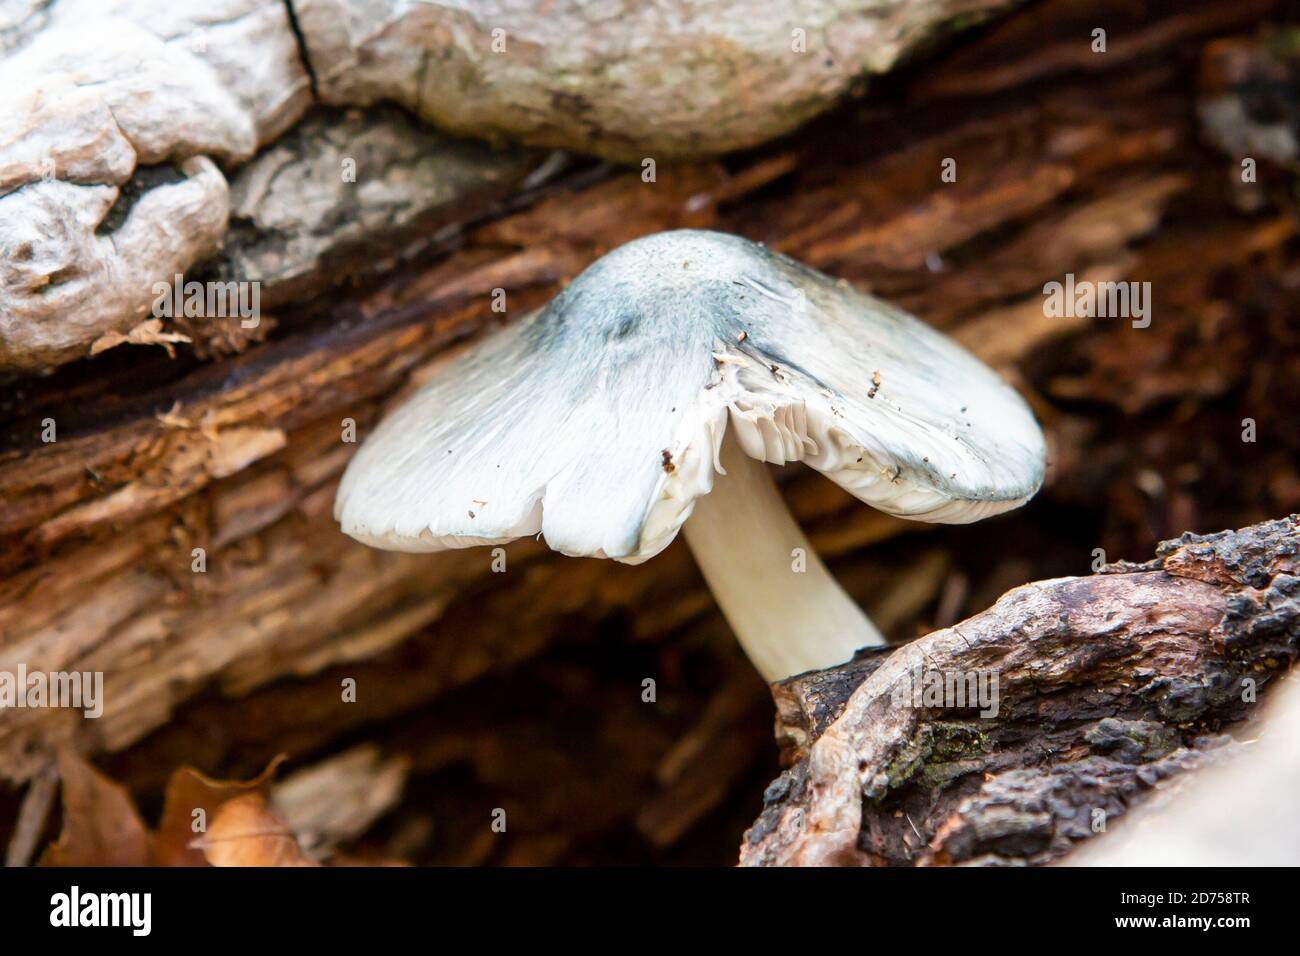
left=0, top=0, right=1018, bottom=373
left=212, top=107, right=536, bottom=314
left=296, top=0, right=1019, bottom=160
left=0, top=0, right=310, bottom=371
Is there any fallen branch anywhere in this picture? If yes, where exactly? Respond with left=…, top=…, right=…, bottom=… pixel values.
left=742, top=516, right=1300, bottom=866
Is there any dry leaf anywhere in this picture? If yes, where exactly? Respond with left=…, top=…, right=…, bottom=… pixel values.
left=194, top=794, right=320, bottom=867
left=40, top=750, right=151, bottom=867
left=154, top=756, right=287, bottom=866
left=38, top=753, right=309, bottom=867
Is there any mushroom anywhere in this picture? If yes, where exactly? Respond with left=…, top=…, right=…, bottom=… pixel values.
left=335, top=230, right=1046, bottom=682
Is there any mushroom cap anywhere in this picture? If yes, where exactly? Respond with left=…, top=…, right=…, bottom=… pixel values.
left=336, top=230, right=1046, bottom=563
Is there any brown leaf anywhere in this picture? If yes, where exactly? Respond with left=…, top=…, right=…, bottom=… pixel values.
left=194, top=794, right=319, bottom=867
left=154, top=755, right=287, bottom=867
left=39, top=750, right=151, bottom=867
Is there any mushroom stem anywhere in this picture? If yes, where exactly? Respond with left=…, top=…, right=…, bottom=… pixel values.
left=682, top=430, right=885, bottom=682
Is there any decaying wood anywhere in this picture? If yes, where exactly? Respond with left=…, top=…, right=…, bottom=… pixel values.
left=2, top=763, right=55, bottom=867
left=215, top=107, right=536, bottom=315
left=1, top=0, right=1297, bottom=865
left=1072, top=675, right=1300, bottom=866
left=270, top=744, right=410, bottom=858
left=0, top=0, right=310, bottom=371
left=294, top=0, right=1021, bottom=161
left=0, top=142, right=1149, bottom=779
left=1, top=0, right=1016, bottom=373
left=743, top=517, right=1299, bottom=866
left=0, top=158, right=232, bottom=371
left=1198, top=29, right=1300, bottom=173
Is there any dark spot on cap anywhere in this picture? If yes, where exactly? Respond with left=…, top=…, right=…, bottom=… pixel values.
left=609, top=312, right=640, bottom=341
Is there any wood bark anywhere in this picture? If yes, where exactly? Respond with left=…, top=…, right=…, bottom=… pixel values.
left=2, top=0, right=1014, bottom=371
left=743, top=516, right=1299, bottom=866
left=1, top=0, right=1298, bottom=865
left=293, top=0, right=1021, bottom=161
left=1074, top=676, right=1300, bottom=866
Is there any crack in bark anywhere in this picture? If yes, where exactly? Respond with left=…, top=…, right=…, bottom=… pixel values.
left=281, top=0, right=318, bottom=99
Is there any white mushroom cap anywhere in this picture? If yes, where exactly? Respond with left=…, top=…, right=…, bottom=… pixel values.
left=336, top=230, right=1046, bottom=563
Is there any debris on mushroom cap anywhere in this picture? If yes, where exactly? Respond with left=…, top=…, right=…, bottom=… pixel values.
left=335, top=230, right=1046, bottom=563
